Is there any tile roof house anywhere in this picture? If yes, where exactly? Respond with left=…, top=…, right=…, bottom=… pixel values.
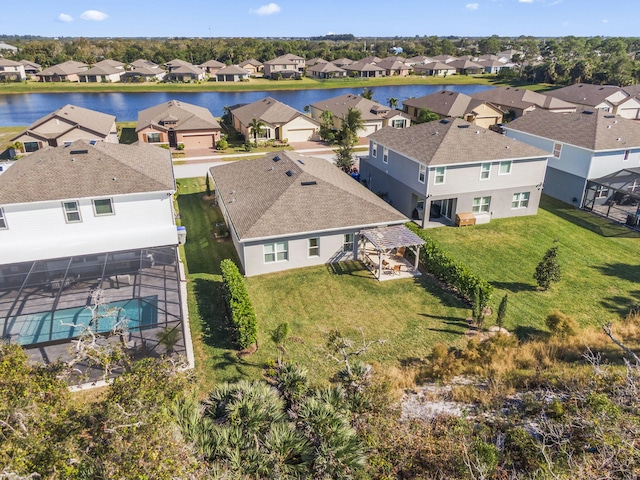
left=0, top=140, right=189, bottom=377
left=310, top=93, right=410, bottom=136
left=504, top=108, right=640, bottom=207
left=544, top=83, right=640, bottom=120
left=471, top=86, right=577, bottom=118
left=208, top=151, right=407, bottom=276
left=164, top=62, right=205, bottom=82
left=229, top=97, right=320, bottom=143
left=306, top=61, right=347, bottom=79
left=361, top=118, right=549, bottom=228
left=375, top=59, right=412, bottom=77
left=263, top=54, right=305, bottom=79
left=448, top=59, right=484, bottom=75
left=412, top=62, right=457, bottom=77
left=12, top=104, right=118, bottom=153
left=79, top=64, right=124, bottom=83
left=239, top=58, right=263, bottom=75
left=36, top=60, right=89, bottom=82
left=136, top=100, right=221, bottom=149
left=0, top=59, right=26, bottom=81
left=215, top=65, right=250, bottom=82
left=343, top=61, right=386, bottom=78
left=402, top=91, right=504, bottom=128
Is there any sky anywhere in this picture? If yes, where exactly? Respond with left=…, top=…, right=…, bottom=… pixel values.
left=0, top=0, right=637, bottom=39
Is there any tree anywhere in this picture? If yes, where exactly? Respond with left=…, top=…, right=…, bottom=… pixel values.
left=472, top=286, right=487, bottom=330
left=335, top=142, right=356, bottom=173
left=387, top=97, right=398, bottom=109
left=415, top=107, right=440, bottom=124
left=361, top=87, right=374, bottom=100
left=270, top=322, right=290, bottom=365
left=496, top=294, right=508, bottom=330
left=249, top=117, right=266, bottom=146
left=534, top=242, right=561, bottom=290
left=319, top=109, right=336, bottom=144
left=340, top=107, right=364, bottom=145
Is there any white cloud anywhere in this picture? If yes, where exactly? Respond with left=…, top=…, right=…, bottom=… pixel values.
left=58, top=13, right=73, bottom=22
left=250, top=3, right=281, bottom=15
left=602, top=18, right=608, bottom=23
left=518, top=0, right=534, bottom=3
left=466, top=3, right=479, bottom=10
left=80, top=10, right=109, bottom=21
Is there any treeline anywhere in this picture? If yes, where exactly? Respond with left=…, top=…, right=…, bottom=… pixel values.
left=3, top=35, right=640, bottom=85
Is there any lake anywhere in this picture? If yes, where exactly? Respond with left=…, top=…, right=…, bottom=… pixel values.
left=0, top=84, right=494, bottom=127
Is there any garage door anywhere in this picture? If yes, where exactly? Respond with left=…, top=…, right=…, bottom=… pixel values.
left=285, top=128, right=316, bottom=143
left=181, top=134, right=213, bottom=149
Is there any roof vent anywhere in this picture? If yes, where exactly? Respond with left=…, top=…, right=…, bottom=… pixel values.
left=273, top=155, right=281, bottom=162
left=70, top=149, right=88, bottom=155
left=582, top=110, right=594, bottom=115
left=617, top=138, right=622, bottom=141
left=439, top=119, right=451, bottom=124
left=112, top=177, right=117, bottom=181
left=286, top=169, right=295, bottom=177
left=301, top=181, right=317, bottom=186
left=457, top=124, right=470, bottom=129
left=604, top=114, right=616, bottom=118
left=297, top=159, right=305, bottom=165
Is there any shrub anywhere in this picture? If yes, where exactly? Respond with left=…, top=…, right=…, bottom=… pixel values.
left=175, top=143, right=185, bottom=150
left=534, top=243, right=561, bottom=290
left=216, top=138, right=228, bottom=150
left=220, top=259, right=258, bottom=349
left=545, top=311, right=578, bottom=338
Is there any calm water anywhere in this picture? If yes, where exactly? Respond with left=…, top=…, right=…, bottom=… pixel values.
left=0, top=84, right=494, bottom=126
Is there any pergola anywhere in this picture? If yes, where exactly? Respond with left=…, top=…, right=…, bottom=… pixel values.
left=583, top=168, right=640, bottom=226
left=359, top=225, right=425, bottom=280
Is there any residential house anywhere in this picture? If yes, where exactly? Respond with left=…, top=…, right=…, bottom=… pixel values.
left=544, top=83, right=640, bottom=120
left=0, top=59, right=26, bottom=81
left=471, top=86, right=577, bottom=118
left=309, top=93, right=410, bottom=137
left=0, top=42, right=18, bottom=53
left=305, top=57, right=329, bottom=68
left=405, top=55, right=435, bottom=66
left=129, top=59, right=160, bottom=70
left=412, top=62, right=457, bottom=77
left=343, top=62, right=386, bottom=78
left=402, top=91, right=503, bottom=128
left=165, top=63, right=205, bottom=82
left=36, top=60, right=89, bottom=82
left=360, top=56, right=382, bottom=64
left=0, top=140, right=189, bottom=377
left=238, top=58, right=263, bottom=75
left=263, top=54, right=305, bottom=79
left=496, top=49, right=522, bottom=62
left=380, top=55, right=407, bottom=63
left=215, top=65, right=250, bottom=82
left=331, top=57, right=354, bottom=68
left=623, top=84, right=640, bottom=99
left=95, top=59, right=125, bottom=70
left=164, top=59, right=193, bottom=72
left=431, top=54, right=458, bottom=63
left=198, top=59, right=225, bottom=76
left=18, top=59, right=42, bottom=79
left=361, top=118, right=549, bottom=228
left=376, top=59, right=412, bottom=77
left=79, top=64, right=124, bottom=83
left=480, top=60, right=513, bottom=74
left=229, top=97, right=320, bottom=143
left=136, top=99, right=221, bottom=149
left=12, top=104, right=118, bottom=153
left=208, top=151, right=409, bottom=277
left=121, top=65, right=166, bottom=82
left=504, top=108, right=640, bottom=207
left=448, top=59, right=484, bottom=75
left=306, top=62, right=347, bottom=79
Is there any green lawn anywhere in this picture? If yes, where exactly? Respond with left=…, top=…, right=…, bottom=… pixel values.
left=426, top=196, right=640, bottom=334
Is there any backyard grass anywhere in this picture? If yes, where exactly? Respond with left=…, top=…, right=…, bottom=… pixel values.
left=0, top=126, right=23, bottom=157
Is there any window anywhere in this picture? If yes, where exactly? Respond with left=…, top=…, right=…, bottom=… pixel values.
left=623, top=150, right=630, bottom=161
left=434, top=166, right=445, bottom=184
left=511, top=192, right=530, bottom=209
left=383, top=147, right=388, bottom=164
left=392, top=119, right=406, bottom=128
left=24, top=142, right=39, bottom=152
left=308, top=238, right=320, bottom=257
left=264, top=241, right=288, bottom=263
left=498, top=161, right=512, bottom=175
left=418, top=164, right=426, bottom=184
left=596, top=186, right=609, bottom=199
left=147, top=132, right=161, bottom=143
left=372, top=143, right=377, bottom=157
left=472, top=196, right=491, bottom=213
left=480, top=163, right=491, bottom=180
left=63, top=201, right=82, bottom=223
left=553, top=143, right=562, bottom=158
left=93, top=198, right=114, bottom=216
left=0, top=207, right=7, bottom=229
left=343, top=233, right=354, bottom=252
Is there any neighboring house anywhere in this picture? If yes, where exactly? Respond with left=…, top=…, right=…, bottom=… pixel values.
left=95, top=59, right=125, bottom=70
left=165, top=63, right=205, bottom=82
left=402, top=91, right=503, bottom=128
left=309, top=93, right=410, bottom=137
left=480, top=60, right=512, bottom=74
left=0, top=42, right=18, bottom=53
left=380, top=55, right=407, bottom=63
left=229, top=97, right=320, bottom=143
left=121, top=65, right=166, bottom=82
left=0, top=140, right=189, bottom=377
left=448, top=59, right=484, bottom=75
left=164, top=58, right=194, bottom=72
left=238, top=58, right=263, bottom=75
left=79, top=64, right=123, bottom=83
left=431, top=54, right=458, bottom=63
left=263, top=54, right=305, bottom=79
left=129, top=58, right=160, bottom=70
left=360, top=56, right=382, bottom=64
left=544, top=83, right=640, bottom=120
left=471, top=86, right=577, bottom=118
left=198, top=59, right=225, bottom=76
left=405, top=55, right=435, bottom=66
left=208, top=151, right=408, bottom=277
left=215, top=65, right=250, bottom=82
left=496, top=49, right=522, bottom=62
left=412, top=62, right=457, bottom=77
left=0, top=59, right=26, bottom=81
left=136, top=99, right=221, bottom=149
left=306, top=62, right=347, bottom=79
left=361, top=118, right=549, bottom=228
left=331, top=57, right=354, bottom=68
left=12, top=104, right=118, bottom=153
left=36, top=60, right=89, bottom=82
left=376, top=59, right=412, bottom=77
left=343, top=61, right=386, bottom=78
left=18, top=59, right=42, bottom=79
left=623, top=84, right=640, bottom=99
left=306, top=57, right=329, bottom=68
left=504, top=108, right=640, bottom=206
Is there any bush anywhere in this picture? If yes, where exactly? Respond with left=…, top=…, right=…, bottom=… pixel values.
left=545, top=311, right=578, bottom=338
left=220, top=259, right=258, bottom=349
left=216, top=138, right=228, bottom=150
left=175, top=143, right=185, bottom=150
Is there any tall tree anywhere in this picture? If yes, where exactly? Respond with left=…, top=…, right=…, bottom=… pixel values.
left=534, top=242, right=561, bottom=290
left=387, top=97, right=398, bottom=109
left=249, top=117, right=266, bottom=146
left=415, top=108, right=440, bottom=124
left=361, top=87, right=374, bottom=100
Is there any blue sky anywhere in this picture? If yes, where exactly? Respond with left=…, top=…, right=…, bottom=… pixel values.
left=1, top=1, right=635, bottom=38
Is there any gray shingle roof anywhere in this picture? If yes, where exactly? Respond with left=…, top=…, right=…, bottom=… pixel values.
left=307, top=62, right=346, bottom=74
left=216, top=65, right=250, bottom=75
left=230, top=97, right=317, bottom=127
left=198, top=59, right=225, bottom=68
left=209, top=151, right=407, bottom=240
left=310, top=94, right=398, bottom=121
left=344, top=62, right=385, bottom=73
left=368, top=117, right=549, bottom=166
left=505, top=107, right=640, bottom=151
left=37, top=60, right=88, bottom=76
left=471, top=87, right=576, bottom=112
left=403, top=91, right=478, bottom=117
left=544, top=83, right=629, bottom=107
left=81, top=65, right=123, bottom=76
left=239, top=58, right=263, bottom=67
left=0, top=140, right=175, bottom=205
left=136, top=100, right=220, bottom=133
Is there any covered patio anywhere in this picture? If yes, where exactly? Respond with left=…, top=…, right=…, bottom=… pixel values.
left=358, top=225, right=425, bottom=281
left=583, top=168, right=640, bottom=229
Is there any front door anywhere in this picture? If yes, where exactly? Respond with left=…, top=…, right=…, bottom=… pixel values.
left=168, top=129, right=177, bottom=148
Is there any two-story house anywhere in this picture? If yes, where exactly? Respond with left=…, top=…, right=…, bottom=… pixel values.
left=471, top=87, right=577, bottom=118
left=0, top=59, right=26, bottom=81
left=263, top=54, right=305, bottom=79
left=360, top=118, right=550, bottom=228
left=504, top=108, right=640, bottom=207
left=544, top=83, right=640, bottom=120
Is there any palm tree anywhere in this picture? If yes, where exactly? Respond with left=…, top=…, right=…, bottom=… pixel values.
left=361, top=87, right=374, bottom=100
left=387, top=97, right=398, bottom=109
left=340, top=107, right=364, bottom=146
left=250, top=117, right=266, bottom=146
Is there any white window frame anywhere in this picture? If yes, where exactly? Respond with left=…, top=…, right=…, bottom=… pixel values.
left=343, top=233, right=354, bottom=252
left=146, top=132, right=161, bottom=143
left=418, top=164, right=426, bottom=184
left=0, top=207, right=7, bottom=229
left=62, top=201, right=82, bottom=223
left=498, top=161, right=512, bottom=175
left=372, top=143, right=377, bottom=157
left=434, top=166, right=445, bottom=185
left=511, top=192, right=530, bottom=209
left=264, top=241, right=288, bottom=263
left=553, top=142, right=562, bottom=158
left=480, top=162, right=491, bottom=180
left=595, top=186, right=609, bottom=199
left=92, top=198, right=114, bottom=216
left=472, top=196, right=491, bottom=213
left=392, top=119, right=406, bottom=128
left=308, top=238, right=320, bottom=258
left=383, top=147, right=388, bottom=164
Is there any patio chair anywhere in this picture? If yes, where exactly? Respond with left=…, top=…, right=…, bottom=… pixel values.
left=393, top=264, right=402, bottom=275
left=395, top=246, right=406, bottom=258
left=382, top=259, right=392, bottom=274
